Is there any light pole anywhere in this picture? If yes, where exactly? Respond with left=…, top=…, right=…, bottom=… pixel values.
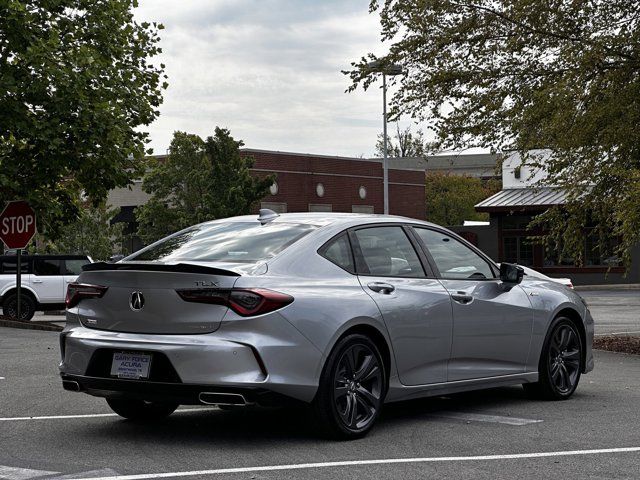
left=366, top=60, right=403, bottom=215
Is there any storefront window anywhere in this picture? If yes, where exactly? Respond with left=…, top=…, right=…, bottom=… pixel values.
left=544, top=234, right=621, bottom=267
left=502, top=215, right=534, bottom=230
left=503, top=236, right=534, bottom=266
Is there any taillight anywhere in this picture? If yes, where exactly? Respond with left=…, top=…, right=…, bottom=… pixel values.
left=176, top=288, right=293, bottom=317
left=65, top=283, right=108, bottom=308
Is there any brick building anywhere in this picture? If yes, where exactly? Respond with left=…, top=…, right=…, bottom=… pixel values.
left=245, top=149, right=426, bottom=219
left=107, top=149, right=498, bottom=252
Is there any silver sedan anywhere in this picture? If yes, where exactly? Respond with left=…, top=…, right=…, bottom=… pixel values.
left=59, top=211, right=594, bottom=438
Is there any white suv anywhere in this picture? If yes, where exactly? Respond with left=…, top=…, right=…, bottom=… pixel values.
left=0, top=255, right=92, bottom=321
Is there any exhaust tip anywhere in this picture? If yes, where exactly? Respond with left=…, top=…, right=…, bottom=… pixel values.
left=199, top=392, right=247, bottom=406
left=62, top=380, right=82, bottom=392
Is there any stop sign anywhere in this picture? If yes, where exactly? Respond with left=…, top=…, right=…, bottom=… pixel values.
left=0, top=201, right=37, bottom=249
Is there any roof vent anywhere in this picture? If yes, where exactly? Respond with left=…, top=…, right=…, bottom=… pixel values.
left=258, top=208, right=279, bottom=224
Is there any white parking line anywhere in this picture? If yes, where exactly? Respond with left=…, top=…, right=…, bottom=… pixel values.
left=0, top=408, right=216, bottom=422
left=429, top=412, right=543, bottom=426
left=0, top=465, right=58, bottom=480
left=49, top=469, right=119, bottom=479
left=67, top=447, right=640, bottom=480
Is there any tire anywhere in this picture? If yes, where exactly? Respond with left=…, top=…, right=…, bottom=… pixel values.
left=312, top=334, right=386, bottom=439
left=106, top=398, right=178, bottom=421
left=2, top=292, right=36, bottom=321
left=523, top=317, right=583, bottom=400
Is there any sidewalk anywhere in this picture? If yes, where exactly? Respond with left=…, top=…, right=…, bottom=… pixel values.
left=0, top=310, right=65, bottom=331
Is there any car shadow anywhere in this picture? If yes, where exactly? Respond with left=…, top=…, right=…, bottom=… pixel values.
left=73, top=385, right=536, bottom=445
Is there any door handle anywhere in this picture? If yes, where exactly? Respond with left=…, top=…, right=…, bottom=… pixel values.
left=451, top=293, right=473, bottom=304
left=32, top=279, right=43, bottom=283
left=367, top=282, right=395, bottom=294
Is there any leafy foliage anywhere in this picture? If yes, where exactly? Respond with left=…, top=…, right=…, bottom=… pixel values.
left=374, top=124, right=432, bottom=158
left=136, top=128, right=274, bottom=244
left=347, top=0, right=640, bottom=266
left=33, top=204, right=125, bottom=261
left=425, top=173, right=500, bottom=226
left=0, top=0, right=166, bottom=239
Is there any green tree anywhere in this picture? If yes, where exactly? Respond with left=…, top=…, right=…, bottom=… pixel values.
left=347, top=0, right=640, bottom=266
left=0, top=0, right=166, bottom=239
left=374, top=124, right=433, bottom=158
left=425, top=173, right=500, bottom=226
left=33, top=204, right=125, bottom=261
left=136, top=128, right=274, bottom=244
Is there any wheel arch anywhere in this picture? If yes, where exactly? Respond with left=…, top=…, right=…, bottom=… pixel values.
left=554, top=307, right=587, bottom=373
left=1, top=286, right=39, bottom=305
left=323, top=323, right=393, bottom=391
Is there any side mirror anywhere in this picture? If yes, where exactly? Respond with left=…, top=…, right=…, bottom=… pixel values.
left=500, top=263, right=524, bottom=284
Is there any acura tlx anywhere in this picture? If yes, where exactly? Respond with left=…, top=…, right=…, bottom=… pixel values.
left=59, top=210, right=593, bottom=438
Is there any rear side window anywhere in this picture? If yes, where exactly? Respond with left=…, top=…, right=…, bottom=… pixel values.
left=65, top=259, right=90, bottom=275
left=33, top=259, right=62, bottom=276
left=319, top=234, right=355, bottom=273
left=353, top=226, right=425, bottom=278
left=127, top=222, right=316, bottom=263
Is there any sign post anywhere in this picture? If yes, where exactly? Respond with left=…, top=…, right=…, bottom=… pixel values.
left=0, top=201, right=37, bottom=321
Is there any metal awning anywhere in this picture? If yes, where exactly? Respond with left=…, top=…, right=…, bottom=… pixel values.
left=475, top=187, right=566, bottom=212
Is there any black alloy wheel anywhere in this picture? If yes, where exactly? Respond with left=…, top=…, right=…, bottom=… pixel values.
left=3, top=293, right=36, bottom=321
left=548, top=323, right=582, bottom=394
left=313, top=334, right=386, bottom=439
left=524, top=317, right=583, bottom=400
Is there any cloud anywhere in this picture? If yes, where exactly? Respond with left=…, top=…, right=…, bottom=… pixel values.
left=134, top=0, right=408, bottom=157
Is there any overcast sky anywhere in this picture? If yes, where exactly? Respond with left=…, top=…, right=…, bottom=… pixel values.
left=134, top=0, right=409, bottom=158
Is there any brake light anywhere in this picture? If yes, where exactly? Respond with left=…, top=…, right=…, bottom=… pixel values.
left=65, top=283, right=108, bottom=308
left=176, top=288, right=293, bottom=317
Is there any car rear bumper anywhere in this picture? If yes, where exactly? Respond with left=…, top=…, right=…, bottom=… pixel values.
left=60, top=374, right=294, bottom=406
left=59, top=312, right=323, bottom=403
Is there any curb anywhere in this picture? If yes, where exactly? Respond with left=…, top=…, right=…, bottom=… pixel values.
left=574, top=284, right=640, bottom=291
left=0, top=318, right=63, bottom=332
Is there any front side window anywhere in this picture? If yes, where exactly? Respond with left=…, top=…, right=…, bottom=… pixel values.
left=353, top=226, right=424, bottom=278
left=416, top=228, right=495, bottom=279
left=320, top=234, right=354, bottom=272
left=33, top=259, right=62, bottom=276
left=127, top=222, right=316, bottom=263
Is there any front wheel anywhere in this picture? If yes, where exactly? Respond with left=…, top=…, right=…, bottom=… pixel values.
left=2, top=293, right=36, bottom=321
left=106, top=398, right=178, bottom=421
left=523, top=317, right=582, bottom=400
left=312, top=334, right=386, bottom=439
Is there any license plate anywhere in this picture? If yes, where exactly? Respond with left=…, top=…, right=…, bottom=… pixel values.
left=110, top=352, right=152, bottom=379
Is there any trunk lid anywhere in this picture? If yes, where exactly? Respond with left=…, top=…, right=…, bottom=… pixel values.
left=74, top=262, right=241, bottom=334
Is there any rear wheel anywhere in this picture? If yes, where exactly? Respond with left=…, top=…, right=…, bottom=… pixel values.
left=523, top=317, right=582, bottom=400
left=2, top=292, right=36, bottom=321
left=312, top=334, right=386, bottom=439
left=106, top=398, right=178, bottom=421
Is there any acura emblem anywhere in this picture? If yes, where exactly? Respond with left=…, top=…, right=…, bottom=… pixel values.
left=130, top=291, right=145, bottom=311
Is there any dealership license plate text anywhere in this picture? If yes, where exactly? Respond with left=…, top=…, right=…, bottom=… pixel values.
left=110, top=352, right=152, bottom=379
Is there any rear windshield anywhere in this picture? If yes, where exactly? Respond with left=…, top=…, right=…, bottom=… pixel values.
left=126, top=222, right=316, bottom=263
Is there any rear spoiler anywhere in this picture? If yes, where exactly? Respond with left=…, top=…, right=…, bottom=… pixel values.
left=82, top=262, right=241, bottom=276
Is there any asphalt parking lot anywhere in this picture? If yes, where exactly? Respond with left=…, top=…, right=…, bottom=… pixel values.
left=1, top=327, right=639, bottom=480
left=579, top=290, right=640, bottom=336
